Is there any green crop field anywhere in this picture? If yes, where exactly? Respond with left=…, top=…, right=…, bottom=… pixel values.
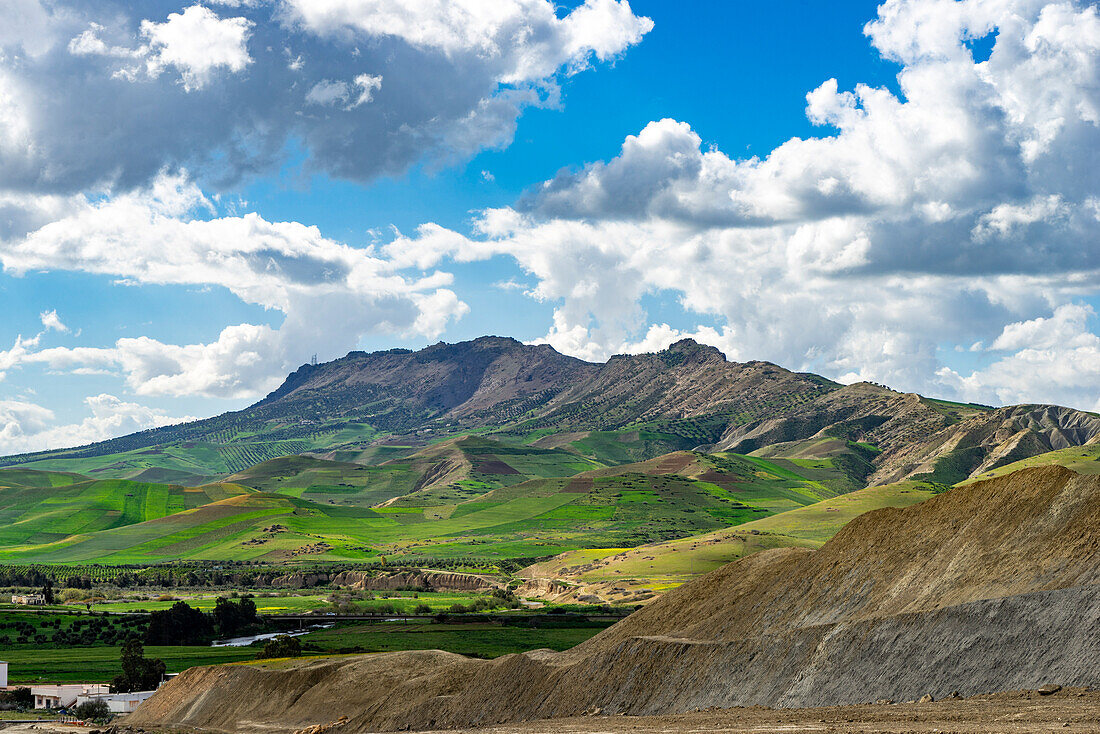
left=298, top=620, right=613, bottom=658
left=2, top=644, right=259, bottom=684
left=0, top=620, right=614, bottom=684
left=0, top=444, right=852, bottom=566
left=527, top=480, right=940, bottom=589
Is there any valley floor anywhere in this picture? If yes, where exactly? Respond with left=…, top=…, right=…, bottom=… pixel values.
left=15, top=688, right=1097, bottom=734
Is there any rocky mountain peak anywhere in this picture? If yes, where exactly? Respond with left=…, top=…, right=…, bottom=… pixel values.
left=662, top=338, right=727, bottom=363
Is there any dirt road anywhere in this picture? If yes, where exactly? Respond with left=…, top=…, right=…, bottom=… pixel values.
left=85, top=687, right=1100, bottom=734
left=425, top=689, right=1099, bottom=734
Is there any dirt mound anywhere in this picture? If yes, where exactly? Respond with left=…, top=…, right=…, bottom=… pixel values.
left=130, top=466, right=1100, bottom=733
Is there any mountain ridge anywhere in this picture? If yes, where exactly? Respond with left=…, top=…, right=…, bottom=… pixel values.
left=3, top=336, right=1098, bottom=491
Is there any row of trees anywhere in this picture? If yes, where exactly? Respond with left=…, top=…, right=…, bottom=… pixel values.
left=145, top=597, right=260, bottom=646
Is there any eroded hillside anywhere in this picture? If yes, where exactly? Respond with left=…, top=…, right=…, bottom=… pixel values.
left=129, top=465, right=1100, bottom=733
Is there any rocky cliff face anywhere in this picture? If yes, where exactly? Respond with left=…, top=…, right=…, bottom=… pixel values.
left=254, top=336, right=600, bottom=432
left=329, top=569, right=501, bottom=592
left=271, top=568, right=500, bottom=592
left=130, top=466, right=1100, bottom=733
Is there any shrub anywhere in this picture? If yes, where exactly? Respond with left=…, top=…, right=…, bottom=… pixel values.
left=72, top=698, right=110, bottom=722
left=256, top=635, right=302, bottom=660
left=0, top=687, right=33, bottom=710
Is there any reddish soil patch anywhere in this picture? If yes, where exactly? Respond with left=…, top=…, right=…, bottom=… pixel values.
left=654, top=453, right=695, bottom=473
left=563, top=477, right=594, bottom=493
left=473, top=458, right=520, bottom=475
left=699, top=469, right=745, bottom=485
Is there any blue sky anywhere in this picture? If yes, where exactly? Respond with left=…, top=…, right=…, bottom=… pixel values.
left=2, top=0, right=1099, bottom=452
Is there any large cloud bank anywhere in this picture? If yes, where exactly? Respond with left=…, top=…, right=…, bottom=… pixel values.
left=3, top=0, right=1100, bottom=454
left=0, top=0, right=651, bottom=451
left=0, top=0, right=651, bottom=193
left=391, top=0, right=1100, bottom=411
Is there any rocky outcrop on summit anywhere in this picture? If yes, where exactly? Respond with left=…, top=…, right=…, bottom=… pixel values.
left=257, top=336, right=599, bottom=432
left=527, top=339, right=836, bottom=433
left=130, top=466, right=1100, bottom=733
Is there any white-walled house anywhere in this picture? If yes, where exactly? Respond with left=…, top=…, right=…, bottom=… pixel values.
left=0, top=660, right=7, bottom=688
left=31, top=684, right=109, bottom=709
left=75, top=690, right=157, bottom=714
left=10, top=594, right=45, bottom=605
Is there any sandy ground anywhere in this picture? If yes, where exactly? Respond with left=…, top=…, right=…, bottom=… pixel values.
left=30, top=687, right=1095, bottom=734
left=418, top=689, right=1100, bottom=734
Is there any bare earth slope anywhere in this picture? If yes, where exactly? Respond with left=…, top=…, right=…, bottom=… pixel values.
left=717, top=382, right=1100, bottom=484
left=131, top=465, right=1100, bottom=733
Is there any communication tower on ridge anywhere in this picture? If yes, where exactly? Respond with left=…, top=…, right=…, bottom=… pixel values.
left=311, top=354, right=318, bottom=366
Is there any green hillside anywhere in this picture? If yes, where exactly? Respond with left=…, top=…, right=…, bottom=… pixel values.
left=522, top=479, right=941, bottom=592
left=0, top=469, right=250, bottom=548
left=8, top=427, right=376, bottom=483
left=0, top=446, right=846, bottom=566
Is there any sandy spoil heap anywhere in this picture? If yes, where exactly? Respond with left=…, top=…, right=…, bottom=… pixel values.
left=129, top=465, right=1100, bottom=733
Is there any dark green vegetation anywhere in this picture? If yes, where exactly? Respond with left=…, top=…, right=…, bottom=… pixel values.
left=257, top=635, right=302, bottom=659
left=113, top=638, right=166, bottom=693
left=0, top=614, right=614, bottom=684
left=0, top=610, right=147, bottom=647
left=72, top=697, right=110, bottom=722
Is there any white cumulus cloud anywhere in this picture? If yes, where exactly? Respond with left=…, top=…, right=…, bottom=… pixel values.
left=387, top=0, right=1100, bottom=410
left=0, top=171, right=469, bottom=399
left=0, top=394, right=195, bottom=454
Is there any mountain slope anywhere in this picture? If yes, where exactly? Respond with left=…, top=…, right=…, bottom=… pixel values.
left=130, top=466, right=1100, bottom=733
left=3, top=336, right=1098, bottom=492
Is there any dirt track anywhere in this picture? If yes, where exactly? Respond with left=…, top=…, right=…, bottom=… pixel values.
left=61, top=687, right=1100, bottom=734
left=5, top=688, right=1096, bottom=734
left=412, top=689, right=1100, bottom=734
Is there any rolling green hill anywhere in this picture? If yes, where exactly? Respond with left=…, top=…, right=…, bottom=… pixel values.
left=0, top=469, right=250, bottom=548
left=0, top=445, right=853, bottom=566
left=2, top=337, right=1099, bottom=581
left=518, top=479, right=942, bottom=602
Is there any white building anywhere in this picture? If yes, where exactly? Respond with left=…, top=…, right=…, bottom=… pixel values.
left=0, top=660, right=7, bottom=688
left=31, top=684, right=109, bottom=709
left=75, top=690, right=157, bottom=714
left=11, top=594, right=45, bottom=605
